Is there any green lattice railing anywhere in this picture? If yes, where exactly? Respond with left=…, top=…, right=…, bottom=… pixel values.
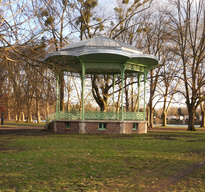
left=46, top=111, right=145, bottom=123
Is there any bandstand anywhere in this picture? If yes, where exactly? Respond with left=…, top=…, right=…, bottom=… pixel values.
left=45, top=36, right=159, bottom=134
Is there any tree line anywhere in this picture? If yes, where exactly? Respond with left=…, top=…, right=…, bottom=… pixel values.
left=0, top=0, right=204, bottom=131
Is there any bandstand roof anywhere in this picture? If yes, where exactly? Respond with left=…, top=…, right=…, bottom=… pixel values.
left=45, top=36, right=159, bottom=74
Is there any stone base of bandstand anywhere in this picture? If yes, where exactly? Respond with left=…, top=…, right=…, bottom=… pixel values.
left=45, top=120, right=147, bottom=134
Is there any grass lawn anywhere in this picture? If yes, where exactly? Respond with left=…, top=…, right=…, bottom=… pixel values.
left=4, top=121, right=45, bottom=127
left=0, top=125, right=17, bottom=128
left=0, top=131, right=205, bottom=191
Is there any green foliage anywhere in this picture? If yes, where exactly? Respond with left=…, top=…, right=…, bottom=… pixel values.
left=75, top=19, right=80, bottom=26
left=137, top=28, right=142, bottom=32
left=112, top=0, right=152, bottom=39
left=40, top=36, right=46, bottom=48
left=45, top=16, right=54, bottom=27
left=127, top=7, right=133, bottom=12
left=119, top=15, right=124, bottom=20
left=136, top=2, right=142, bottom=8
left=143, top=0, right=149, bottom=4
left=136, top=27, right=148, bottom=33
left=40, top=10, right=49, bottom=17
left=122, top=0, right=129, bottom=4
left=62, top=0, right=68, bottom=5
left=129, top=33, right=134, bottom=37
left=114, top=7, right=123, bottom=13
left=94, top=17, right=102, bottom=22
left=85, top=0, right=98, bottom=8
left=94, top=24, right=104, bottom=32
left=110, top=21, right=114, bottom=26
left=75, top=0, right=104, bottom=38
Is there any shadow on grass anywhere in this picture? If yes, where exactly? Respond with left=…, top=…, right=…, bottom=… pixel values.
left=0, top=129, right=52, bottom=136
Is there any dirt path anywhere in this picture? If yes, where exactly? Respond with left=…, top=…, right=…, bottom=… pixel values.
left=146, top=160, right=205, bottom=192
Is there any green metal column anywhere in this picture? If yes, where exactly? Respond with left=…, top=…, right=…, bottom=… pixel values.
left=55, top=71, right=60, bottom=119
left=120, top=66, right=125, bottom=121
left=138, top=72, right=142, bottom=112
left=112, top=74, right=116, bottom=116
left=144, top=68, right=147, bottom=120
left=81, top=61, right=85, bottom=120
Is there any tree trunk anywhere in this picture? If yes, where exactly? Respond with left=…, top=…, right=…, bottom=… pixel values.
left=124, top=78, right=129, bottom=111
left=16, top=102, right=21, bottom=122
left=201, top=110, right=205, bottom=128
left=46, top=101, right=49, bottom=117
left=16, top=112, right=21, bottom=122
left=37, top=111, right=41, bottom=123
left=149, top=69, right=154, bottom=128
left=27, top=103, right=32, bottom=123
left=7, top=109, right=11, bottom=121
left=67, top=100, right=70, bottom=112
left=36, top=102, right=41, bottom=124
left=187, top=108, right=196, bottom=131
left=30, top=112, right=33, bottom=123
left=60, top=73, right=64, bottom=111
left=131, top=77, right=134, bottom=111
left=67, top=88, right=71, bottom=112
left=100, top=104, right=104, bottom=112
left=201, top=103, right=205, bottom=127
left=150, top=107, right=154, bottom=128
left=7, top=79, right=11, bottom=121
left=147, top=105, right=150, bottom=127
left=22, top=112, right=25, bottom=122
left=27, top=106, right=30, bottom=123
left=16, top=108, right=21, bottom=122
left=99, top=100, right=107, bottom=112
left=117, top=87, right=121, bottom=113
left=36, top=91, right=41, bottom=124
left=103, top=104, right=107, bottom=112
left=134, top=95, right=138, bottom=112
left=162, top=111, right=167, bottom=126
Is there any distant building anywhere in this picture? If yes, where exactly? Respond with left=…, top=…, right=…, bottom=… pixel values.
left=184, top=115, right=189, bottom=120
left=178, top=116, right=184, bottom=120
left=166, top=116, right=177, bottom=120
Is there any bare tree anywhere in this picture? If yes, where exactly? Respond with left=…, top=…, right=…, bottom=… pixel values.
left=158, top=53, right=183, bottom=126
left=127, top=10, right=168, bottom=128
left=200, top=94, right=205, bottom=127
left=165, top=0, right=205, bottom=131
left=108, top=0, right=154, bottom=39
